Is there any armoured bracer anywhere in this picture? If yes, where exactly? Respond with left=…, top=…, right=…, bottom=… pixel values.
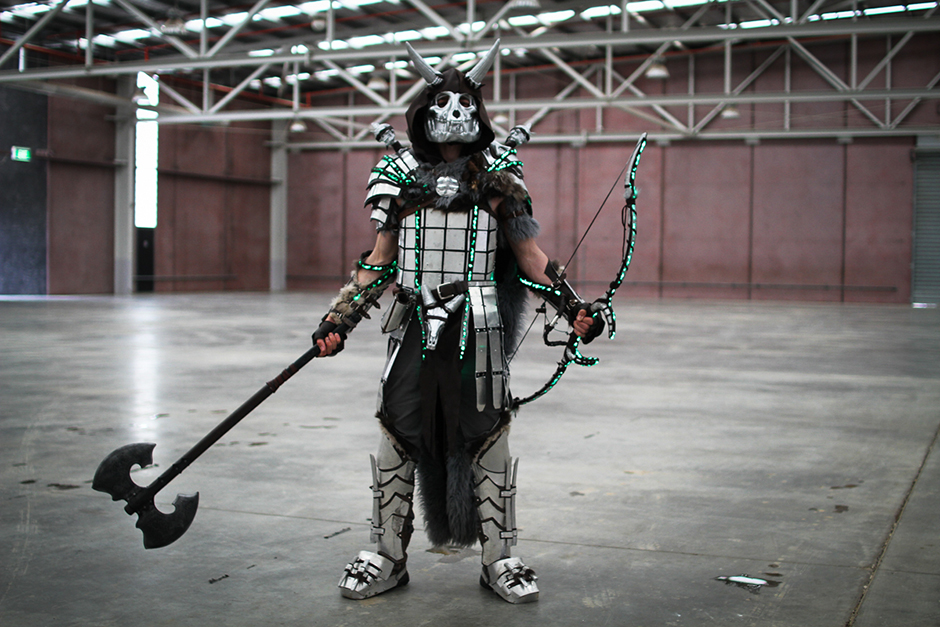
left=327, top=253, right=397, bottom=330
left=473, top=431, right=518, bottom=566
left=519, top=259, right=587, bottom=323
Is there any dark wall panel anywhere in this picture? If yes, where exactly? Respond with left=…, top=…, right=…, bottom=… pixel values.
left=156, top=118, right=272, bottom=292
left=844, top=139, right=913, bottom=303
left=47, top=164, right=114, bottom=294
left=576, top=144, right=648, bottom=295
left=344, top=149, right=384, bottom=264
left=46, top=85, right=116, bottom=295
left=228, top=183, right=271, bottom=291
left=287, top=150, right=349, bottom=290
left=752, top=141, right=846, bottom=301
left=0, top=85, right=47, bottom=294
left=661, top=143, right=752, bottom=300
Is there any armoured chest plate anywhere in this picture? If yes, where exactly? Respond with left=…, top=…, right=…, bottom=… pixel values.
left=397, top=206, right=497, bottom=290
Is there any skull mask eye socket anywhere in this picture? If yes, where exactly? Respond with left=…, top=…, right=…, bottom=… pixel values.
left=425, top=90, right=481, bottom=144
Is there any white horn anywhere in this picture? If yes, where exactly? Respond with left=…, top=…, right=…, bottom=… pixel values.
left=405, top=42, right=444, bottom=87
left=465, top=39, right=500, bottom=89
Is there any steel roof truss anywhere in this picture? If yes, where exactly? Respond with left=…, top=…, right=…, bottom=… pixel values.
left=0, top=0, right=70, bottom=70
left=111, top=0, right=199, bottom=59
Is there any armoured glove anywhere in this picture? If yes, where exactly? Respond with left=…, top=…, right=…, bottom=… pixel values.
left=569, top=301, right=605, bottom=345
left=312, top=319, right=346, bottom=357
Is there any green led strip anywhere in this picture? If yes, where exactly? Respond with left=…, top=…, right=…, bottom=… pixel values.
left=518, top=275, right=562, bottom=298
left=458, top=206, right=481, bottom=362
left=357, top=258, right=397, bottom=272
left=487, top=148, right=523, bottom=173
left=413, top=211, right=426, bottom=360
left=372, top=155, right=415, bottom=186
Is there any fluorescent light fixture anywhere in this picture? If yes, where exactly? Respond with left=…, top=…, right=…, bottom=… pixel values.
left=863, top=4, right=906, bottom=14
left=581, top=5, right=622, bottom=19
left=507, top=14, right=539, bottom=26
left=318, top=39, right=350, bottom=50
left=539, top=10, right=575, bottom=23
left=258, top=5, right=305, bottom=20
left=626, top=0, right=665, bottom=12
left=393, top=30, right=423, bottom=41
left=419, top=25, right=451, bottom=39
left=112, top=28, right=154, bottom=43
left=739, top=18, right=778, bottom=28
left=348, top=34, right=385, bottom=48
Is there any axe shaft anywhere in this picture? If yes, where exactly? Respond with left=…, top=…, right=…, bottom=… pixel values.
left=125, top=340, right=327, bottom=514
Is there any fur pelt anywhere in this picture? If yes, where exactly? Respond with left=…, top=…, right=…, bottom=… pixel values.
left=416, top=452, right=478, bottom=547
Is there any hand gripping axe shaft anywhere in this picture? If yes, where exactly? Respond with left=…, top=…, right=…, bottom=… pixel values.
left=92, top=307, right=370, bottom=549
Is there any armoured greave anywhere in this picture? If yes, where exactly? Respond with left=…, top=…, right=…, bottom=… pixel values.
left=473, top=431, right=539, bottom=603
left=338, top=435, right=415, bottom=600
left=370, top=435, right=416, bottom=562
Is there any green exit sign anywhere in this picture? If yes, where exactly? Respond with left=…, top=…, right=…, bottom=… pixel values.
left=11, top=146, right=31, bottom=162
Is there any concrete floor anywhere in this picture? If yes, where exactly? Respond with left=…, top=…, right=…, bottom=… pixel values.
left=1, top=292, right=938, bottom=627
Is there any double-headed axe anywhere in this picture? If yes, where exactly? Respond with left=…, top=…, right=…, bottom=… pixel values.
left=93, top=298, right=378, bottom=549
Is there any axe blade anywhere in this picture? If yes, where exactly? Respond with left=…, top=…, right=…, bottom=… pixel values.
left=92, top=442, right=156, bottom=501
left=93, top=442, right=199, bottom=549
left=136, top=493, right=200, bottom=549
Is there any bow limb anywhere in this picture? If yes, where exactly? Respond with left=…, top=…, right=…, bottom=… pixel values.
left=510, top=133, right=648, bottom=410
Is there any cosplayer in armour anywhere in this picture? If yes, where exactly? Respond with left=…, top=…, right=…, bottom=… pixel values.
left=313, top=40, right=603, bottom=605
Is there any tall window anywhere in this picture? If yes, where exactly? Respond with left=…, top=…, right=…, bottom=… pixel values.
left=135, top=72, right=159, bottom=228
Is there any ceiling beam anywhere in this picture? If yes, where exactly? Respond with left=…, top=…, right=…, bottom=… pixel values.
left=3, top=16, right=939, bottom=84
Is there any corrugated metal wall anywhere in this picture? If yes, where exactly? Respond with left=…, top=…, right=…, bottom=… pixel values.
left=912, top=149, right=940, bottom=304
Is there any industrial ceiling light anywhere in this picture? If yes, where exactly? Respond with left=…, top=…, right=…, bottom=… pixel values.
left=720, top=104, right=741, bottom=119
left=492, top=113, right=510, bottom=125
left=645, top=61, right=669, bottom=80
left=366, top=75, right=388, bottom=91
left=161, top=7, right=187, bottom=36
left=510, top=0, right=541, bottom=10
left=289, top=118, right=308, bottom=133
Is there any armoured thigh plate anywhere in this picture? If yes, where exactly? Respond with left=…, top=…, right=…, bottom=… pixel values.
left=379, top=205, right=507, bottom=412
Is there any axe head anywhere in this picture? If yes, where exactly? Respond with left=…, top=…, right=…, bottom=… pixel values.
left=136, top=492, right=200, bottom=549
left=93, top=442, right=199, bottom=549
left=93, top=442, right=156, bottom=501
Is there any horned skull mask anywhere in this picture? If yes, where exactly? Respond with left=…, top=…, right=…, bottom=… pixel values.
left=425, top=91, right=480, bottom=144
left=404, top=40, right=500, bottom=155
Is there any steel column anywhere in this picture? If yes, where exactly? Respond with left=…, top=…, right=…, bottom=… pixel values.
left=114, top=76, right=136, bottom=296
left=270, top=120, right=288, bottom=292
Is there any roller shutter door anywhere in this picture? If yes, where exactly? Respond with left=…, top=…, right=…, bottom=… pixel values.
left=913, top=151, right=940, bottom=305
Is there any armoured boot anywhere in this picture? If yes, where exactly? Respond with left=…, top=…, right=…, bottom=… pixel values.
left=473, top=432, right=539, bottom=604
left=338, top=435, right=415, bottom=599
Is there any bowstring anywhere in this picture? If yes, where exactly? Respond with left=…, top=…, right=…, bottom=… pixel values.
left=506, top=158, right=631, bottom=366
left=559, top=159, right=632, bottom=273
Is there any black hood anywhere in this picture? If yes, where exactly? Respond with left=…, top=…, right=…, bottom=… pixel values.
left=405, top=68, right=495, bottom=163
